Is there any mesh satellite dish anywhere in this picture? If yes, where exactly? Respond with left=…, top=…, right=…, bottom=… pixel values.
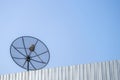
left=10, top=36, right=50, bottom=71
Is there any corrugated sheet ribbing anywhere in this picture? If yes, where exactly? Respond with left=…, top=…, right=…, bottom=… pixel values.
left=0, top=60, right=119, bottom=80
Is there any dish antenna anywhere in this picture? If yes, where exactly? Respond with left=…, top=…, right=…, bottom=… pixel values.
left=10, top=36, right=50, bottom=71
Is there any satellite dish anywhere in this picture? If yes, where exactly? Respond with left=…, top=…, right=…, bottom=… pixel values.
left=10, top=36, right=50, bottom=71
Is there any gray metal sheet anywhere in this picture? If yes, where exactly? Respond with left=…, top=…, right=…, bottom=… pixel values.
left=0, top=60, right=119, bottom=80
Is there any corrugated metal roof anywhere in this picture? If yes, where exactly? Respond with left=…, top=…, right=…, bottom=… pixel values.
left=0, top=60, right=120, bottom=80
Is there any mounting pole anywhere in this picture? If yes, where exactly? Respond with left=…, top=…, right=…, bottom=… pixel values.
left=27, top=61, right=29, bottom=71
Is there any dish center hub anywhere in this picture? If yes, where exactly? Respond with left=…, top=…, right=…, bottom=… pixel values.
left=26, top=56, right=31, bottom=62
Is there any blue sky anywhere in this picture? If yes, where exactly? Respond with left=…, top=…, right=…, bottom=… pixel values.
left=0, top=0, right=120, bottom=74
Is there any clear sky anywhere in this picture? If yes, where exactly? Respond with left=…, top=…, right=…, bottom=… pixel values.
left=0, top=0, right=120, bottom=75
